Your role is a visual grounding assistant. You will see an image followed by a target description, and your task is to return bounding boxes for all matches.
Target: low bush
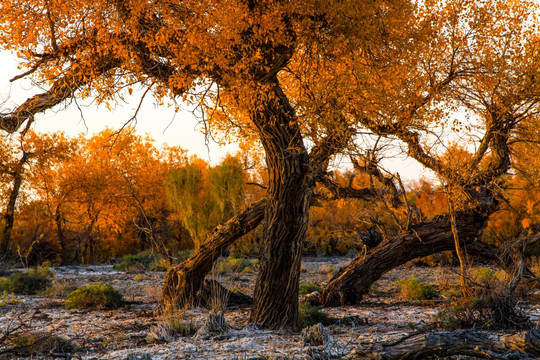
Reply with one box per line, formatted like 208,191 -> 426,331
8,332 -> 76,357
299,301 -> 334,328
44,279 -> 78,297
299,283 -> 321,295
113,251 -> 161,272
474,267 -> 504,284
435,293 -> 530,330
395,275 -> 438,301
65,282 -> 124,310
0,291 -> 23,306
0,264 -> 53,295
216,256 -> 258,274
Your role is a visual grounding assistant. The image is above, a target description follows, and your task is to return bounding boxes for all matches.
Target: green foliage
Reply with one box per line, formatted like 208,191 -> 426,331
299,283 -> 321,295
0,265 -> 53,295
299,302 -> 334,328
113,251 -> 165,272
395,275 -> 438,301
0,291 -> 23,306
474,267 -> 504,284
165,156 -> 244,247
65,282 -> 124,310
216,256 -> 258,274
170,319 -> 199,337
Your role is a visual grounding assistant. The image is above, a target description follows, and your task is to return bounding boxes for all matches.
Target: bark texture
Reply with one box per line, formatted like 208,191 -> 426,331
310,210 -> 489,307
249,81 -> 311,330
357,329 -> 540,359
160,199 -> 265,311
0,152 -> 28,258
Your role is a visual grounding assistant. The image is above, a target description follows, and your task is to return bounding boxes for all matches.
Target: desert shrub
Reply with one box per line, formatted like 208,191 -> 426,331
0,291 -> 23,306
413,251 -> 455,267
0,265 -> 53,295
474,267 -> 504,284
44,279 -> 78,297
113,251 -> 161,272
216,256 -> 258,274
395,275 -> 438,301
436,293 -> 530,330
170,319 -> 198,336
318,264 -> 337,274
65,282 -> 124,310
299,283 -> 321,295
7,331 -> 76,357
299,302 -> 334,328
148,258 -> 168,271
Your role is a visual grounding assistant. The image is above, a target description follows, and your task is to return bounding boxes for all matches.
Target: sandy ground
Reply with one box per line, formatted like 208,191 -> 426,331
1,256 -> 539,359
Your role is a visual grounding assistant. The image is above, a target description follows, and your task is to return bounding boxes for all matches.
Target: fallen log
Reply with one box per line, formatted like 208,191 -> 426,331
350,329 -> 540,359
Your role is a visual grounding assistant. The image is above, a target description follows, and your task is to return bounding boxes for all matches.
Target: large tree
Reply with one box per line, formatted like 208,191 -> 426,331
1,0 -> 539,329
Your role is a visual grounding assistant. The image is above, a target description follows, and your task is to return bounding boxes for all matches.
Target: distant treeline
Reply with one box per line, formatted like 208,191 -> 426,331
0,130 -> 538,265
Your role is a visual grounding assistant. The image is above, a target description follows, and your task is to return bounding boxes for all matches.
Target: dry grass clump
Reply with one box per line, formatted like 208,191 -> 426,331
146,310 -> 198,344
5,331 -> 77,357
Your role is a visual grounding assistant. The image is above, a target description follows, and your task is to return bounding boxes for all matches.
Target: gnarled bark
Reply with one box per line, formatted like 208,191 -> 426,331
160,199 -> 265,311
309,210 -> 490,307
249,81 -> 311,331
359,329 -> 540,359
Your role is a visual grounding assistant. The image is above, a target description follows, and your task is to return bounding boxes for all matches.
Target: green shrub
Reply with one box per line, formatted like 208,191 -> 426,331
0,291 -> 23,306
299,283 -> 321,295
65,282 -> 124,310
395,275 -> 438,301
0,265 -> 53,295
299,302 -> 334,328
113,251 -> 159,272
474,267 -> 504,284
217,256 -> 258,274
170,319 -> 198,336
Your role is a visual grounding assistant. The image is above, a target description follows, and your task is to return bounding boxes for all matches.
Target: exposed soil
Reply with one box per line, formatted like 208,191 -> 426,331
1,256 -> 539,359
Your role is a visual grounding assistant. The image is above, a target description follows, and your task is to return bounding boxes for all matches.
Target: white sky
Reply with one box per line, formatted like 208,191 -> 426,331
0,51 -> 431,182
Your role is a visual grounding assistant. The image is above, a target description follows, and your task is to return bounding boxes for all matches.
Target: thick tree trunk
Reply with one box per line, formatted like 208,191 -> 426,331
310,211 -> 489,307
0,152 -> 28,259
360,329 -> 540,359
160,199 -> 265,311
249,81 -> 311,331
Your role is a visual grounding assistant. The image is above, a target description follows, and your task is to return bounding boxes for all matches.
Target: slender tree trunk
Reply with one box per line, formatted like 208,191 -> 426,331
0,152 -> 28,259
310,210 -> 490,307
54,205 -> 68,265
248,81 -> 311,331
160,199 -> 265,311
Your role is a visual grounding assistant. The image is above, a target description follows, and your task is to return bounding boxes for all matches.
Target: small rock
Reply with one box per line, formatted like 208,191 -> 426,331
124,352 -> 152,360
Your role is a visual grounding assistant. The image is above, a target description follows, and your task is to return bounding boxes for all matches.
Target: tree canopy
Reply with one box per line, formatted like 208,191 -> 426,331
1,0 -> 540,330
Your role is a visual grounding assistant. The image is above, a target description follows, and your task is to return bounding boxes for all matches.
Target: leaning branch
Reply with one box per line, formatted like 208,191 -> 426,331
0,55 -> 121,133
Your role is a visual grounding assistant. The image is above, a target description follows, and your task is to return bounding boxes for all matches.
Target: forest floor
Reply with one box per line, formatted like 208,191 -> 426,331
1,256 -> 539,359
